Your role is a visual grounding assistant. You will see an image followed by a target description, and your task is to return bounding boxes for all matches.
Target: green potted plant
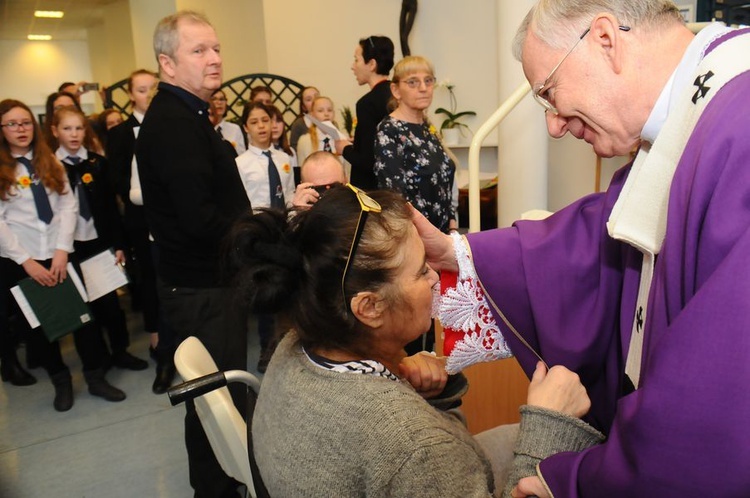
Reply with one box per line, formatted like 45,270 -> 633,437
435,81 -> 476,145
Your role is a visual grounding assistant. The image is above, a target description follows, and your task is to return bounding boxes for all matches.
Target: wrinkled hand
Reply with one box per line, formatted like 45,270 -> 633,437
399,352 -> 448,399
527,362 -> 590,418
114,250 -> 126,265
49,250 -> 68,283
512,476 -> 550,498
410,205 -> 457,272
334,138 -> 352,155
292,183 -> 320,208
21,259 -> 57,287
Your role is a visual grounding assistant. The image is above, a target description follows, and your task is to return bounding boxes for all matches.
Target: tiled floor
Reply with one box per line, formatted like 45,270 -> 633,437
0,296 -> 263,498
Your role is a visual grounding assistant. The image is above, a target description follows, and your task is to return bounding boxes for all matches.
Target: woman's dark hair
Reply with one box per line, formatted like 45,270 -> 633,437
240,101 -> 271,127
267,105 -> 293,156
359,35 -> 395,76
250,85 -> 273,103
226,187 -> 412,352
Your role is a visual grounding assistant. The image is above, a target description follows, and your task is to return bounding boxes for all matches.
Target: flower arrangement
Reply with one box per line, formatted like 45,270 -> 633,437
435,81 -> 476,136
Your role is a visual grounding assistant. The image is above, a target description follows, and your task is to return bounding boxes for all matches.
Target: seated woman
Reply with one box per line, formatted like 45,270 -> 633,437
226,186 -> 603,497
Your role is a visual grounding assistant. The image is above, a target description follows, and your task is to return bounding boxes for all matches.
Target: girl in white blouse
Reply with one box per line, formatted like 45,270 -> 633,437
0,99 -> 125,411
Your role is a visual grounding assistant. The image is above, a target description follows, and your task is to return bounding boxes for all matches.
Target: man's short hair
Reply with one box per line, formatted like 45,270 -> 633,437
301,151 -> 346,184
512,0 -> 683,60
153,10 -> 213,65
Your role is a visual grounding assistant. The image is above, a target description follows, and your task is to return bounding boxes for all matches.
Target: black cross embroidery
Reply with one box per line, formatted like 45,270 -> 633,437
692,71 -> 714,104
636,306 -> 644,333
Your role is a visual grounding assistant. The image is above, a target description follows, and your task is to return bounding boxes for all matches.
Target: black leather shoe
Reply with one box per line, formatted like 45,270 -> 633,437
152,361 -> 176,394
112,351 -> 149,371
1,355 -> 37,386
84,369 -> 126,402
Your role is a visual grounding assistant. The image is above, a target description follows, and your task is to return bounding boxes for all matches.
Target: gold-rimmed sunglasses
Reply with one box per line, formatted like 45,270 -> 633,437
341,183 -> 382,313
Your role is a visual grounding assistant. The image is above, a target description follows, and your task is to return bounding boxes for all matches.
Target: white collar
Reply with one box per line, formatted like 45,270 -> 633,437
640,22 -> 733,144
247,144 -> 273,157
56,147 -> 89,161
132,110 -> 145,124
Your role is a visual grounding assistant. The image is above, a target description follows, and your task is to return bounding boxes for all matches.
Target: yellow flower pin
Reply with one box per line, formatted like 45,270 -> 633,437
283,163 -> 291,174
428,124 -> 437,135
18,176 -> 32,188
81,173 -> 93,184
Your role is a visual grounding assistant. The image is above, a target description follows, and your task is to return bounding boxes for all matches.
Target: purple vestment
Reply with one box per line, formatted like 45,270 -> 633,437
468,32 -> 750,496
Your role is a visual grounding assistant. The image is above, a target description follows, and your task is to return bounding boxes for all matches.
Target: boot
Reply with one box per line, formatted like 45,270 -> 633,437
50,369 -> 73,412
152,354 -> 176,395
1,352 -> 37,386
84,368 -> 126,402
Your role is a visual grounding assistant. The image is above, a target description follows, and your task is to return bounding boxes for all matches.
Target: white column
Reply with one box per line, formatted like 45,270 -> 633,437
496,0 -> 549,227
129,0 -> 177,71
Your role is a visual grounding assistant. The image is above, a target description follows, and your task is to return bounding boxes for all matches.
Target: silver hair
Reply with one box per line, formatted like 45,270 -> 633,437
153,10 -> 213,65
512,0 -> 683,60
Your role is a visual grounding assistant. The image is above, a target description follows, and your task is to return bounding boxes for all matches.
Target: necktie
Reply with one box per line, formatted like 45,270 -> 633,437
66,156 -> 92,221
323,137 -> 332,152
216,126 -> 223,138
16,157 -> 53,224
263,151 -> 285,209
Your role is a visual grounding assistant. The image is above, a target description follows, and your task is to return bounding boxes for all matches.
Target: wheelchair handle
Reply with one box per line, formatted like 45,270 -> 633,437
167,372 -> 227,406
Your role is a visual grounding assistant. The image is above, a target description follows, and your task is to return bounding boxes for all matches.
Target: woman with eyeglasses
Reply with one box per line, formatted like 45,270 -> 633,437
374,55 -> 458,235
226,185 -> 598,497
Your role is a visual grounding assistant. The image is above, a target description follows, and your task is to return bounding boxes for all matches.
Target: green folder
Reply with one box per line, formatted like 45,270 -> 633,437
17,276 -> 94,342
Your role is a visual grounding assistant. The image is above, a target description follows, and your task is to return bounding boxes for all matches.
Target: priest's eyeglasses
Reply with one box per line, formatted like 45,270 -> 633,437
533,25 -> 630,115
341,183 -> 382,313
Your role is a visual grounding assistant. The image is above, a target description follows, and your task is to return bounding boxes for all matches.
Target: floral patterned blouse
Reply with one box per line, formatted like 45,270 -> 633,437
374,116 -> 456,233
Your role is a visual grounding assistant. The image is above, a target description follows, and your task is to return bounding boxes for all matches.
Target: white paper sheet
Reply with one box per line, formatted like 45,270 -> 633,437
79,250 -> 129,302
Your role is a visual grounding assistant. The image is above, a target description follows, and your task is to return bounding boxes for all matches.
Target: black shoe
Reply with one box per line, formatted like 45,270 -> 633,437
1,355 -> 37,386
152,361 -> 176,394
50,369 -> 73,412
112,351 -> 149,371
84,369 -> 126,402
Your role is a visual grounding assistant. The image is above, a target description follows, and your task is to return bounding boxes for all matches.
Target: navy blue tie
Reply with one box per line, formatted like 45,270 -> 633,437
66,156 -> 92,221
263,151 -> 285,209
17,157 -> 53,224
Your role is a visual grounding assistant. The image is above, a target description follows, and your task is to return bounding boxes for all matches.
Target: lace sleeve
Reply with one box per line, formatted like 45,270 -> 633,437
436,232 -> 513,374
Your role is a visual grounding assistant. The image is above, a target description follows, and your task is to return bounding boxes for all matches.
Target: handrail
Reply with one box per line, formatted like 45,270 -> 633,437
467,81 -> 531,233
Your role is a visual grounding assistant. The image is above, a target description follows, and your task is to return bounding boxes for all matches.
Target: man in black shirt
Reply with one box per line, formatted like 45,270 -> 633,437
135,11 -> 250,497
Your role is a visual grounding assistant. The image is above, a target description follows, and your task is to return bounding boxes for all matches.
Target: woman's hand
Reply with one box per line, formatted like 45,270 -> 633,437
410,205 -> 457,272
334,138 -> 352,155
527,361 -> 591,418
21,259 -> 57,287
399,352 -> 448,399
49,249 -> 68,283
511,476 -> 550,498
114,250 -> 127,266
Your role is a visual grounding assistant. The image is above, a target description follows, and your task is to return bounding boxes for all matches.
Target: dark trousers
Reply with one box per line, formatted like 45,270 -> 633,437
74,240 -> 131,355
0,257 -> 106,375
128,225 -> 160,332
157,279 -> 248,498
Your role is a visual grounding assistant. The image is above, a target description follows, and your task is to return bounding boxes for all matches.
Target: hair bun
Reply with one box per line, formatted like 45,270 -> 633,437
253,241 -> 302,271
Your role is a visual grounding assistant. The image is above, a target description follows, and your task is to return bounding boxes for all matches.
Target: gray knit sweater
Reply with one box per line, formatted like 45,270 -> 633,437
253,333 -> 495,497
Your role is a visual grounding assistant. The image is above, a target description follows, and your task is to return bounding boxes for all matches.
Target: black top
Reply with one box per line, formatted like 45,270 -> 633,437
135,82 -> 251,287
343,80 -> 392,190
64,151 -> 125,253
106,114 -> 149,232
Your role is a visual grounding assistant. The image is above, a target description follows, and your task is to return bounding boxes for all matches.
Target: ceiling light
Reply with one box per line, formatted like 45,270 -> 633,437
28,34 -> 53,41
34,10 -> 64,18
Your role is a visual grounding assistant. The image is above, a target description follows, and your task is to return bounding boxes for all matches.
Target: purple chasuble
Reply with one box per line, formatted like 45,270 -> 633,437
468,31 -> 750,496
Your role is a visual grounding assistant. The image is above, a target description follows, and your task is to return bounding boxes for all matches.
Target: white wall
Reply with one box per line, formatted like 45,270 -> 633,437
0,40 -> 94,115
263,0 -> 498,147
